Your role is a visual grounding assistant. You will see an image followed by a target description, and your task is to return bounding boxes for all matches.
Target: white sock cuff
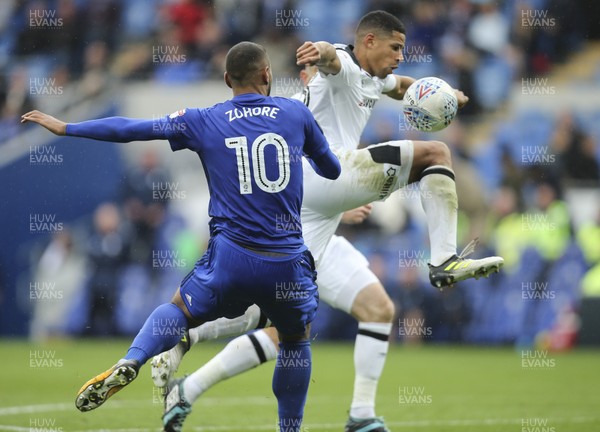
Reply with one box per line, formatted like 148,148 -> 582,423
248,329 -> 278,363
358,322 -> 393,338
188,304 -> 264,345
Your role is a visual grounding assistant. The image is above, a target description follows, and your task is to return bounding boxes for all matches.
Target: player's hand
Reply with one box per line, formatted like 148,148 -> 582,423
296,41 -> 321,66
454,89 -> 469,108
21,110 -> 67,135
341,204 -> 373,225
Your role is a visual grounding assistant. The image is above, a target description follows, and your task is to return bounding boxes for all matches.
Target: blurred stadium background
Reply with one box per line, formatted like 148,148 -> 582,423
1,0 -> 600,430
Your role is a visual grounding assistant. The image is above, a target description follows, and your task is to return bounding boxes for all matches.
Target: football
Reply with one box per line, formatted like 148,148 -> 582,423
403,77 -> 458,132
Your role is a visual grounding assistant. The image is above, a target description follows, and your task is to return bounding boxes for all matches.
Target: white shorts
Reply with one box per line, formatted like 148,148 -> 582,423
302,140 -> 414,262
316,235 -> 379,313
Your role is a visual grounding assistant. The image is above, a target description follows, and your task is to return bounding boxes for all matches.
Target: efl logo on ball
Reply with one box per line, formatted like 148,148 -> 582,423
403,77 -> 458,132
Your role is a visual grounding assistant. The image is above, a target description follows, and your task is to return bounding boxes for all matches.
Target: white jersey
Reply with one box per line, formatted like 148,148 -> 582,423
299,44 -> 396,151
298,44 -> 401,261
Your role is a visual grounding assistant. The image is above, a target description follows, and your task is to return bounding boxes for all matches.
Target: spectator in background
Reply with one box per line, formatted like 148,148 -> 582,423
0,66 -> 36,141
121,150 -> 170,267
526,180 -> 572,263
486,185 -> 527,272
164,0 -> 209,55
51,0 -> 84,74
406,1 -> 444,59
78,41 -> 111,98
81,0 -> 122,56
84,202 -> 129,336
577,208 -> 600,267
30,229 -> 87,341
550,113 -> 600,184
467,0 -> 514,111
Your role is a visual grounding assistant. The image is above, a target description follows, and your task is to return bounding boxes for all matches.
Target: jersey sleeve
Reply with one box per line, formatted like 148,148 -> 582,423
163,108 -> 197,152
321,46 -> 360,88
66,117 -> 166,142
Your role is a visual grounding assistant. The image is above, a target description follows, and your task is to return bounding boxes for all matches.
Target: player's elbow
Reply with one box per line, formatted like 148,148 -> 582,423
311,151 -> 341,180
323,155 -> 341,180
331,163 -> 341,179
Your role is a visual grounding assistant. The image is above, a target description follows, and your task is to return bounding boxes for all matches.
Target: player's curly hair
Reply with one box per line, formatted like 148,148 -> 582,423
226,42 -> 269,85
356,10 -> 405,38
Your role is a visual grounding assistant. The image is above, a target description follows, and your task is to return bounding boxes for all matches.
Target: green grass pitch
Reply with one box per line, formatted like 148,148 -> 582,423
0,339 -> 598,431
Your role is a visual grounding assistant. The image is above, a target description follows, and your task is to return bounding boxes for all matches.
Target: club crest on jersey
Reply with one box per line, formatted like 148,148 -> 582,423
169,109 -> 186,119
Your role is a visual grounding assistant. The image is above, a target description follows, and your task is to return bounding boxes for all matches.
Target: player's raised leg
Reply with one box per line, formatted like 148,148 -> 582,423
76,290 -> 197,412
407,140 -> 504,287
151,304 -> 269,388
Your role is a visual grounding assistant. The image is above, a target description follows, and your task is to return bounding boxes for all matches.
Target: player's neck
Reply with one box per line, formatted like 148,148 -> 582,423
353,48 -> 374,77
232,85 -> 269,97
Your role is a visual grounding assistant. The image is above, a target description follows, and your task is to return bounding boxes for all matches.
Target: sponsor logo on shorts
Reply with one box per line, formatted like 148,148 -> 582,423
379,166 -> 398,199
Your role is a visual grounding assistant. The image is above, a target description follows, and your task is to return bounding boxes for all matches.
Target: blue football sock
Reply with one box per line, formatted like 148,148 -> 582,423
272,340 -> 311,432
124,303 -> 188,366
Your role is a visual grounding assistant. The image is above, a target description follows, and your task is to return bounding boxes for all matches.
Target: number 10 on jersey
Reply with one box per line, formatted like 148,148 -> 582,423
226,133 -> 291,195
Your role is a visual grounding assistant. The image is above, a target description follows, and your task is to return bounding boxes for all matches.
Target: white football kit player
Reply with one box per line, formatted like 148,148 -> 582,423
300,44 -> 414,311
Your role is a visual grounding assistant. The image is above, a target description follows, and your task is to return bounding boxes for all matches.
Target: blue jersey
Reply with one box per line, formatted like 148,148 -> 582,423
163,93 -> 332,253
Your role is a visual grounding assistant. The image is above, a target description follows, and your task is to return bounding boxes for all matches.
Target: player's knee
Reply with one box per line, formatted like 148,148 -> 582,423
377,297 -> 395,323
354,293 -> 395,323
425,140 -> 452,168
279,323 -> 311,343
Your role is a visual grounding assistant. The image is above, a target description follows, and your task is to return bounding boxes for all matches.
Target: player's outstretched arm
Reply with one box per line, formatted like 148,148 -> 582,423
384,75 -> 469,107
383,75 -> 415,100
21,110 -> 67,135
296,41 -> 341,75
22,110 -> 169,143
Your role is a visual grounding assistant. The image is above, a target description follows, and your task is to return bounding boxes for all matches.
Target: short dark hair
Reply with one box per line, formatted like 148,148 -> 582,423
225,42 -> 269,84
356,10 -> 405,38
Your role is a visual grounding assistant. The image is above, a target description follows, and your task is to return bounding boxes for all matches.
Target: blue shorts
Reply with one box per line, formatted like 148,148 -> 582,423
179,234 -> 318,336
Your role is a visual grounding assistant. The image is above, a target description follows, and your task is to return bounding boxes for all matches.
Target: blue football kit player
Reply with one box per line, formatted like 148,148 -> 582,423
22,41 -> 340,432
